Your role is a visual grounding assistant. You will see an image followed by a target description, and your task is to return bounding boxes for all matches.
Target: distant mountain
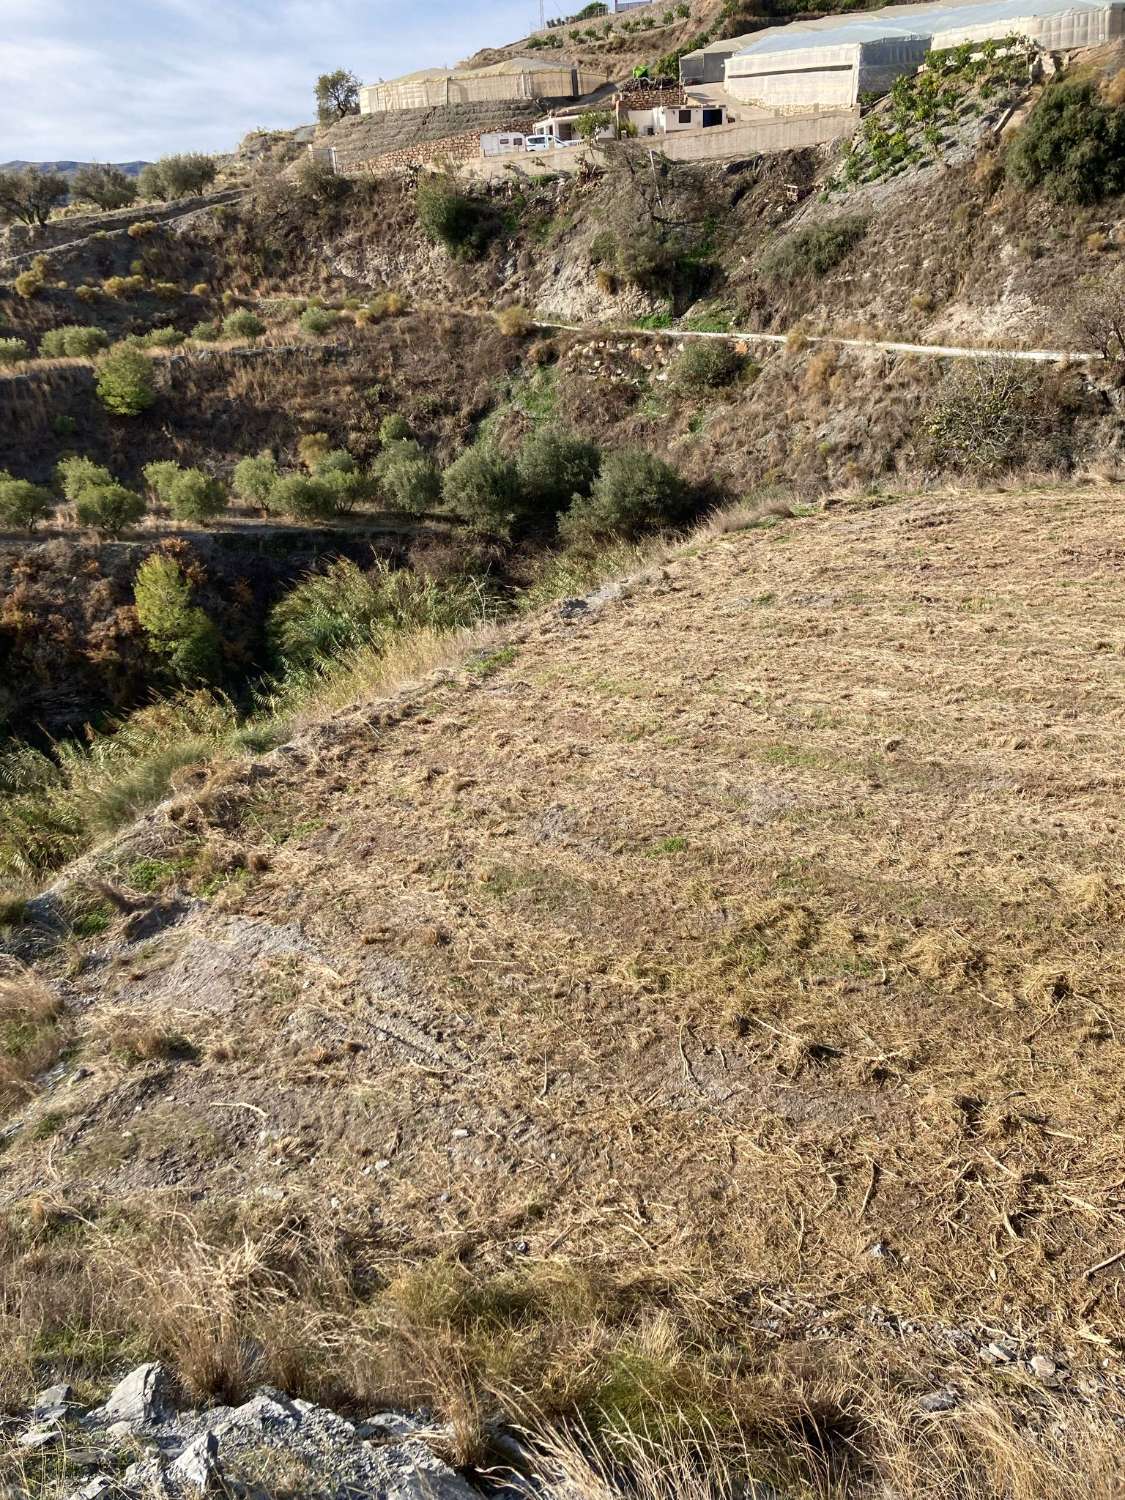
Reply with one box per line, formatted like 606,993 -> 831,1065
0,160 -> 150,178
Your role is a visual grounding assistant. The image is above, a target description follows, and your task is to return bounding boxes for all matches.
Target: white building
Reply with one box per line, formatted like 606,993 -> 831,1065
686,0 -> 1125,111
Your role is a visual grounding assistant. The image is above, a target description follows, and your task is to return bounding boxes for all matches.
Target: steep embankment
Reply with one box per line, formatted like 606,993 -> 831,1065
3,483 -> 1125,1493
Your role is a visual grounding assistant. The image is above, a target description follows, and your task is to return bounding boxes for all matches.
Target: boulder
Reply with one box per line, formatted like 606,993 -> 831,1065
169,1432 -> 224,1495
93,1362 -> 171,1427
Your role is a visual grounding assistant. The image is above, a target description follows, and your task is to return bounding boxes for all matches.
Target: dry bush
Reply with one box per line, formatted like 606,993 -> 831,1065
803,347 -> 838,396
1104,65 -> 1125,107
85,1005 -> 200,1066
0,968 -> 65,1112
496,305 -> 535,338
1069,273 -> 1125,365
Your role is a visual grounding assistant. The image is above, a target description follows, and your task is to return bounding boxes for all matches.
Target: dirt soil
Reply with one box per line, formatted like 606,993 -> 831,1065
5,483 -> 1125,1398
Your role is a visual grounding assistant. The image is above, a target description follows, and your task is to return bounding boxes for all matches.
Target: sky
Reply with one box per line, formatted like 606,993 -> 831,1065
0,0 -> 540,162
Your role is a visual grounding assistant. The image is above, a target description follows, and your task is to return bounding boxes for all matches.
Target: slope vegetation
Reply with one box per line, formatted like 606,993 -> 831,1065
3,482 -> 1125,1493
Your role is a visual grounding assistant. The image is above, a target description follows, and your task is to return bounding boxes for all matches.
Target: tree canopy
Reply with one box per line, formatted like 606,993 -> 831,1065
0,167 -> 69,226
315,69 -> 362,123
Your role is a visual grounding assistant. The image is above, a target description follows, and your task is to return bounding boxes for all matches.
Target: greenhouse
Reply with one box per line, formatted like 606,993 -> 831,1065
686,0 -> 1124,110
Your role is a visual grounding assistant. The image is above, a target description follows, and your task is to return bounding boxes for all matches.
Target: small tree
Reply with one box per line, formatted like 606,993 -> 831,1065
0,168 -> 69,226
220,309 -> 265,340
1070,274 -> 1125,365
76,484 -> 146,537
375,440 -> 441,514
136,154 -> 218,202
576,109 -> 613,142
39,325 -> 110,359
315,69 -> 362,123
96,346 -> 157,416
268,474 -> 340,521
134,554 -> 221,682
71,164 -> 138,211
0,477 -> 53,531
232,452 -> 279,506
167,468 -> 228,524
441,445 -> 523,535
57,456 -> 114,502
560,449 -> 690,542
674,339 -> 743,390
516,427 -> 601,518
416,176 -> 490,260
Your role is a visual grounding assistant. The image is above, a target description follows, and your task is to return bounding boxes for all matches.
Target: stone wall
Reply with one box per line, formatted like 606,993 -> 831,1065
317,100 -> 559,169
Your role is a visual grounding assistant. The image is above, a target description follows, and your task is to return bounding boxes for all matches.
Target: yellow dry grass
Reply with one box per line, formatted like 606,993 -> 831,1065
3,483 -> 1125,1493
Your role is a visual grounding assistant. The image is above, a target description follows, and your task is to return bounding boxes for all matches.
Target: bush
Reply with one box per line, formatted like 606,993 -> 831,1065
375,440 -> 442,514
267,474 -> 340,521
14,268 -> 45,299
152,282 -> 181,301
75,484 -> 146,536
674,339 -> 743,390
0,477 -> 53,531
416,176 -> 491,259
134,555 -> 221,682
269,558 -> 480,675
441,445 -> 522,534
1006,81 -> 1125,204
496,305 -> 534,337
142,460 -> 183,503
759,216 -> 869,283
137,154 -> 218,202
39,324 -> 110,359
139,326 -> 185,349
191,282 -> 210,297
560,448 -> 690,542
221,309 -> 265,341
75,285 -> 99,304
127,220 -> 159,239
167,468 -> 228,524
0,338 -> 29,366
379,413 -> 412,445
299,306 -> 339,336
190,320 -> 222,342
232,453 -> 279,506
96,346 -> 156,416
102,275 -> 145,298
314,454 -> 375,512
57,456 -> 114,502
924,360 -> 1077,473
516,427 -> 601,519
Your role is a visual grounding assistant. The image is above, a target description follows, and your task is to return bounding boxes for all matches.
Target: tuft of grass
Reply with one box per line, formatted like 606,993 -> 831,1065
0,969 -> 66,1114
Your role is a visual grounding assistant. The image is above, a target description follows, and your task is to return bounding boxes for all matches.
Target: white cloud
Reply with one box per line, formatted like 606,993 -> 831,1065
0,0 -> 536,160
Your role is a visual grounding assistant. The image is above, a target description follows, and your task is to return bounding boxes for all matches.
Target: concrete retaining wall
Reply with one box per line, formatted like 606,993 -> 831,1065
654,108 -> 859,160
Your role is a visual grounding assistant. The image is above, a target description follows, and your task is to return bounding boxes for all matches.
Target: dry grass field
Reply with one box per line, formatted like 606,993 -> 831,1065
3,483 -> 1125,1495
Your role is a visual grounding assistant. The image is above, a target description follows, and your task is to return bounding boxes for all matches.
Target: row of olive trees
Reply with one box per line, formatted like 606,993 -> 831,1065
0,154 -> 219,228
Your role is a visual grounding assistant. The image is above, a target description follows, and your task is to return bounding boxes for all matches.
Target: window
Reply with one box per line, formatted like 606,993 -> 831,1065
678,108 -> 693,124
702,108 -> 723,127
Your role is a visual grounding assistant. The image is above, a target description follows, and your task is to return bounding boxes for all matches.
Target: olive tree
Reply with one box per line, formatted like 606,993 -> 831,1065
0,167 -> 69,226
315,69 -> 362,123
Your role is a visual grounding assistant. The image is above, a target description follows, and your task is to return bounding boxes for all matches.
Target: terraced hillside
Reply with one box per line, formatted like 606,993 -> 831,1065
3,481 -> 1125,1495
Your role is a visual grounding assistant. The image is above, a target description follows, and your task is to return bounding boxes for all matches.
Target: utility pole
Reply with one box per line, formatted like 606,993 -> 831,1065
539,0 -> 545,29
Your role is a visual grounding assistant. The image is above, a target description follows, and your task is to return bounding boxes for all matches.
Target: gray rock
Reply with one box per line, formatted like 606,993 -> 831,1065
357,1412 -> 435,1443
18,1422 -> 63,1450
918,1388 -> 961,1414
94,1362 -> 171,1426
1030,1353 -> 1058,1380
169,1432 -> 223,1494
33,1382 -> 74,1420
66,1480 -> 115,1500
211,1392 -> 303,1438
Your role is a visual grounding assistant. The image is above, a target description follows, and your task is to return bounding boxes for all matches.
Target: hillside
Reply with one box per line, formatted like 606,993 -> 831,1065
3,482 -> 1125,1496
0,162 -> 149,178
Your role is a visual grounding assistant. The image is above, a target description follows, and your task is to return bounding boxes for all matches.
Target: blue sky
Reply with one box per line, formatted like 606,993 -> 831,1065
0,0 -> 538,161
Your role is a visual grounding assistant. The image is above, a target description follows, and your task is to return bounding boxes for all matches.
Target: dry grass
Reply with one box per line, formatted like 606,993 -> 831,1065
0,966 -> 66,1113
4,485 -> 1125,1490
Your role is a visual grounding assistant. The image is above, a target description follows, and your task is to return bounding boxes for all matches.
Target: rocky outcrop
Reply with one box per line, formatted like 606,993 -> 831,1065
10,1366 -> 484,1500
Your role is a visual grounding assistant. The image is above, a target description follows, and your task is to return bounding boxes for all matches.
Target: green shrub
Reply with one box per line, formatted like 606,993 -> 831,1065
142,460 -> 183,503
221,309 -> 265,341
0,338 -> 29,366
167,468 -> 228,523
314,449 -> 357,477
134,555 -> 221,682
441,445 -> 522,534
75,484 -> 146,536
416,176 -> 491,259
101,275 -> 145,298
319,465 -> 375,512
269,558 -> 480,675
232,452 -> 279,506
516,427 -> 601,519
127,219 -> 159,239
139,326 -> 186,349
137,154 -> 218,202
57,456 -> 114,502
39,325 -> 110,359
95,346 -> 157,416
0,477 -> 53,530
299,306 -> 339,335
267,474 -> 340,521
1005,81 -> 1125,204
674,339 -> 743,390
375,440 -> 442,514
561,449 -> 690,542
190,319 -> 222,342
759,216 -> 869,283
378,413 -> 412,445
